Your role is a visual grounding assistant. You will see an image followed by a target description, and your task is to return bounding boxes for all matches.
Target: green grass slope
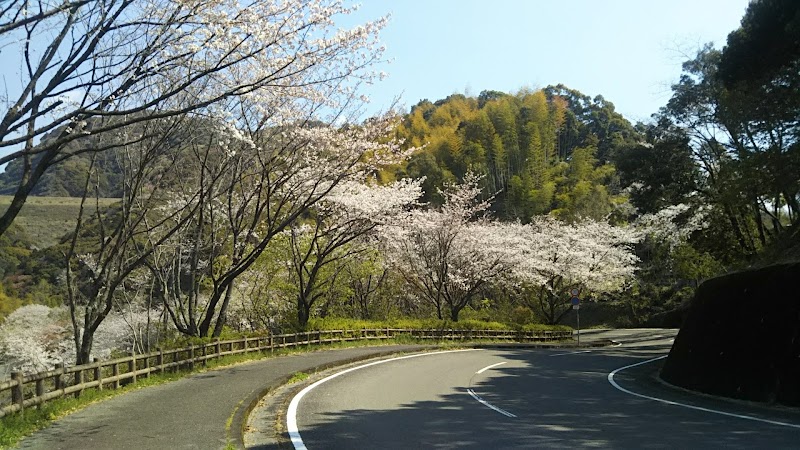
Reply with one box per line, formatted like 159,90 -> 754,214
0,196 -> 118,248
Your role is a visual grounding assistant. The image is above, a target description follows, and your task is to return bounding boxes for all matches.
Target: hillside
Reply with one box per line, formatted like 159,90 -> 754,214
389,85 -> 642,222
0,123 -> 125,198
0,196 -> 117,249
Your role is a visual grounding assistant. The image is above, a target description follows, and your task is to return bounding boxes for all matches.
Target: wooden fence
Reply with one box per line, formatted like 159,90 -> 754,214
0,327 -> 571,418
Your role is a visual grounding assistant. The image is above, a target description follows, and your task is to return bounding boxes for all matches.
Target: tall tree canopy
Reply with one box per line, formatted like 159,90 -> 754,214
392,86 -> 642,222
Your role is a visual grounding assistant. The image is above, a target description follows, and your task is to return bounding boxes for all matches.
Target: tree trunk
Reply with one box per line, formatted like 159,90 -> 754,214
211,283 -> 235,338
723,204 -> 753,255
77,333 -> 94,366
297,296 -> 311,329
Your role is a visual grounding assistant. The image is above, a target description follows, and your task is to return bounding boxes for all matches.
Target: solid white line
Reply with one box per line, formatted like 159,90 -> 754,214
549,350 -> 592,357
467,388 -> 517,418
608,355 -> 800,429
476,361 -> 507,374
287,349 -> 478,450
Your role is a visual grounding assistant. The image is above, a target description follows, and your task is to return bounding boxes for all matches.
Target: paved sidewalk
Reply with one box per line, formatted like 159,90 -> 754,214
15,345 -> 428,450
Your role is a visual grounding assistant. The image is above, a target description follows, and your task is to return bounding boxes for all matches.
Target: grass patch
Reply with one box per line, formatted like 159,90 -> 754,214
288,372 -> 310,384
305,317 -> 571,332
0,196 -> 118,248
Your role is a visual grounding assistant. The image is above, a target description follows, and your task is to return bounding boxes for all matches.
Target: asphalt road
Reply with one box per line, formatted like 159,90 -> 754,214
287,330 -> 800,449
14,345 -> 429,450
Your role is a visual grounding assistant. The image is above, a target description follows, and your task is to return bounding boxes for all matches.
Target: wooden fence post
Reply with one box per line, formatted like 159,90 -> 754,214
188,345 -> 195,371
129,352 -> 137,384
143,352 -> 151,377
113,363 -> 120,389
269,334 -> 273,353
54,363 -> 64,391
157,348 -> 164,375
94,358 -> 102,391
35,377 -> 44,409
214,339 -> 221,360
11,371 -> 23,412
75,368 -> 84,398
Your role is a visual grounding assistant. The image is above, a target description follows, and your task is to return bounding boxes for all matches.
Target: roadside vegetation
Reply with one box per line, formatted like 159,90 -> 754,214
0,322 -> 569,448
0,0 -> 796,427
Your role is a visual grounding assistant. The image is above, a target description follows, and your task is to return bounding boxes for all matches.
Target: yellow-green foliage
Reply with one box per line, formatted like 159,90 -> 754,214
394,87 -> 641,222
306,317 -> 569,332
0,288 -> 25,322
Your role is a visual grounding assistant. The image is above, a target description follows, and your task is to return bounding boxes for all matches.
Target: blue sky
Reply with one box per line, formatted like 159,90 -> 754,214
348,0 -> 751,123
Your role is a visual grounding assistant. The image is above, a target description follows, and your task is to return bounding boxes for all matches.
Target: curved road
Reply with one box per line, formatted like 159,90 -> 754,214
285,330 -> 800,449
15,345 -> 429,450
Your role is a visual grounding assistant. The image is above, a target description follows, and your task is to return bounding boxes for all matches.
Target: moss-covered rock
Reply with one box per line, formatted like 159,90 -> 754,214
660,263 -> 800,406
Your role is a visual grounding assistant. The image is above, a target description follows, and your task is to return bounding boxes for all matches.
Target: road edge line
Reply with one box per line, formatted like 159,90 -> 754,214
607,355 -> 800,429
286,349 -> 477,450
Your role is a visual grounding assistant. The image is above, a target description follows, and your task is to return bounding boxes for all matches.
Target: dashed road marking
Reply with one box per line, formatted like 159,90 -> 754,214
467,388 -> 517,418
476,361 -> 507,374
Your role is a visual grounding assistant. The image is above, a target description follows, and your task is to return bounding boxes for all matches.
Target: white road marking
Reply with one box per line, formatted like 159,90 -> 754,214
476,361 -> 507,374
608,355 -> 800,429
549,350 -> 592,357
287,349 -> 478,450
467,388 -> 517,418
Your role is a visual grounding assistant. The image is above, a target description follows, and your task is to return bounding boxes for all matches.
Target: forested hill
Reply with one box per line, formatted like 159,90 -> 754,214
0,151 -> 124,198
0,115 -> 218,199
388,85 -> 643,222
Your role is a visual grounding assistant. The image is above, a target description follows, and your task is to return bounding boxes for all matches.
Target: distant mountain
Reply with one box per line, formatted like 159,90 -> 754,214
0,150 -> 124,198
0,115 -> 217,198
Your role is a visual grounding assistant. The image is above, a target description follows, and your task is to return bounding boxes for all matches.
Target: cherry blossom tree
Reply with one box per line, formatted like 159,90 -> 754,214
0,304 -> 151,373
383,172 -> 641,324
0,305 -> 71,373
64,117 -> 203,365
285,178 -> 423,327
382,174 -> 517,321
45,0 -> 393,359
148,115 -> 414,336
635,203 -> 709,250
0,0 -> 388,237
512,217 -> 641,324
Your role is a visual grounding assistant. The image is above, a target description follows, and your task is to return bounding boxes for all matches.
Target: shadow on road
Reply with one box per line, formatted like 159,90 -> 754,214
286,335 -> 799,449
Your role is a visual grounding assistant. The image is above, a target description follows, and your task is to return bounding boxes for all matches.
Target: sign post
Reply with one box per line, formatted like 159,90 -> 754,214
570,289 -> 581,346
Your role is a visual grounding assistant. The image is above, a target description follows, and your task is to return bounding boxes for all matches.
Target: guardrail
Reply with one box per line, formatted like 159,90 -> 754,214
0,327 -> 571,418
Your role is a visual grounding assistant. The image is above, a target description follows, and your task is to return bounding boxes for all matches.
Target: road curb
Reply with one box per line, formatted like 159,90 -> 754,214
233,346 -> 436,448
470,338 -> 618,349
239,339 -> 621,447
